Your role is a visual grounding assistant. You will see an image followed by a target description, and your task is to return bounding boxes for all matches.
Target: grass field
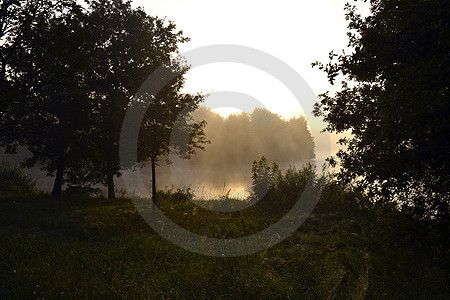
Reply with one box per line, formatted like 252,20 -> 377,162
0,193 -> 447,299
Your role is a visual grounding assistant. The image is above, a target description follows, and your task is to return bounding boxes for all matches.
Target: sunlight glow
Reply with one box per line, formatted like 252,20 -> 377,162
211,107 -> 243,118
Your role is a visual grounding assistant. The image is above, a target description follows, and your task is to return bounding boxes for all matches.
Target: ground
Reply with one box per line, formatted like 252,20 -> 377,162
0,194 -> 447,299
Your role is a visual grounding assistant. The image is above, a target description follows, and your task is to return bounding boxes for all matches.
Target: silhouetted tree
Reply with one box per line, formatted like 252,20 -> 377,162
0,0 -> 94,196
77,0 -> 190,198
1,0 -> 204,198
0,0 -> 71,139
313,0 -> 449,219
0,0 -> 56,111
136,66 -> 208,210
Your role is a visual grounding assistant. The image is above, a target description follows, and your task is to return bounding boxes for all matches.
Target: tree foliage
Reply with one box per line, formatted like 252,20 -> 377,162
71,0 -> 193,198
0,0 -> 94,195
136,66 -> 208,205
313,0 -> 449,219
0,0 -> 62,110
0,0 -> 206,197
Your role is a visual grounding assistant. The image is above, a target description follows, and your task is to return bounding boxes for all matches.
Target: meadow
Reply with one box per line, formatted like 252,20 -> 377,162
0,189 -> 447,299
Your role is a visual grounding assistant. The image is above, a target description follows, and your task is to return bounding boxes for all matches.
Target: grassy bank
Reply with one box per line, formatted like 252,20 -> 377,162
0,194 -> 447,299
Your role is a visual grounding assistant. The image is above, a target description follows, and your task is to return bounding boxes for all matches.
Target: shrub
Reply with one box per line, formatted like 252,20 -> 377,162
316,175 -> 362,214
158,187 -> 194,203
251,157 -> 317,213
0,161 -> 36,196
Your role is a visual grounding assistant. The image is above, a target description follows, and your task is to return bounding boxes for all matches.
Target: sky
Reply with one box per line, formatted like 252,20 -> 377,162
129,0 -> 371,169
131,0 -> 370,115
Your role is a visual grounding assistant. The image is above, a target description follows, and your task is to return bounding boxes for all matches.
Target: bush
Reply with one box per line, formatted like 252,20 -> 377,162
251,157 -> 317,213
158,187 -> 194,203
0,161 -> 36,196
316,176 -> 362,214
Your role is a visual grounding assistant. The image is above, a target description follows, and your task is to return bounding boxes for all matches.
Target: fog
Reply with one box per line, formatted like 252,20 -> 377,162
140,107 -> 315,197
1,108 -> 316,197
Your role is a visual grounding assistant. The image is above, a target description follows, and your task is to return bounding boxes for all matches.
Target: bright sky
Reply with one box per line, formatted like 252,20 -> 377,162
132,0 -> 370,114
131,0 -> 371,166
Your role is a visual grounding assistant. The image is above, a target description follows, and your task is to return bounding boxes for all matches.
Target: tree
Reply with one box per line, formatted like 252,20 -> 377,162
0,0 -> 53,110
137,65 -> 208,210
0,0 -> 63,134
0,0 -> 94,196
76,0 -> 190,198
313,0 -> 449,219
1,0 -> 201,198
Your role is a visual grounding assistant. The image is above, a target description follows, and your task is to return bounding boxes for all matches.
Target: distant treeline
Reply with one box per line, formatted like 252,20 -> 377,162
151,107 -> 315,194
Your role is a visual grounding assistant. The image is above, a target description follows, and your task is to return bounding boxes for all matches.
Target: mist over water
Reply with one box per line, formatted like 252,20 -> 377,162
141,107 -> 315,197
1,108 -> 316,198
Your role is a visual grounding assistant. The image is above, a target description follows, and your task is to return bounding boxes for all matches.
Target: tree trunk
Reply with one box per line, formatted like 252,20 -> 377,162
52,151 -> 64,196
106,158 -> 115,199
151,157 -> 157,213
